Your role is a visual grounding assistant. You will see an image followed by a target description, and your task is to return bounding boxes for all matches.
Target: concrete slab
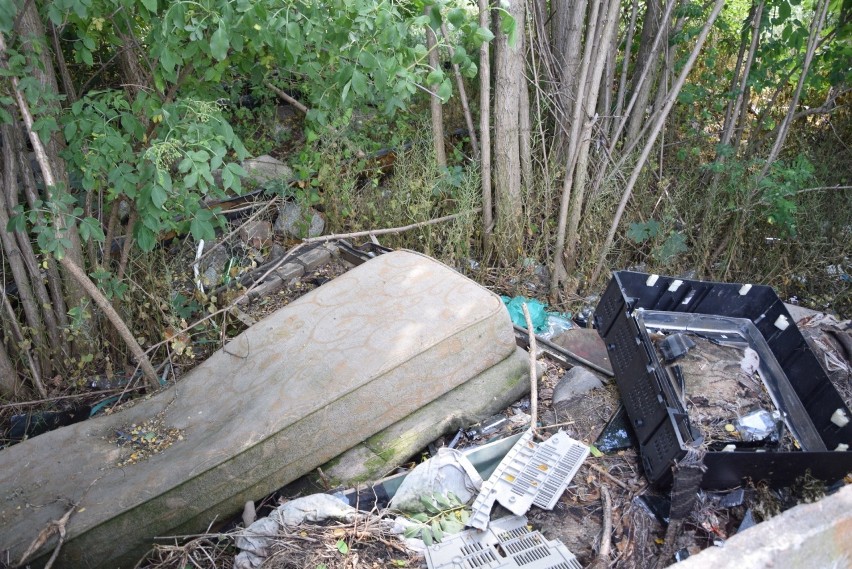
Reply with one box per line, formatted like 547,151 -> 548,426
0,251 -> 516,568
674,484 -> 852,568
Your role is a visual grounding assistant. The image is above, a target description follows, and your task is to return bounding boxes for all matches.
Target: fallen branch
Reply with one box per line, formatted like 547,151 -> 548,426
585,462 -> 631,491
302,209 -> 481,243
590,485 -> 613,569
265,82 -> 309,114
521,302 -> 539,433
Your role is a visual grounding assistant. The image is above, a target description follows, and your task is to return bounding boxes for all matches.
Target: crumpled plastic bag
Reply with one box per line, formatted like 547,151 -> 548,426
234,493 -> 358,569
501,296 -> 548,333
389,447 -> 482,514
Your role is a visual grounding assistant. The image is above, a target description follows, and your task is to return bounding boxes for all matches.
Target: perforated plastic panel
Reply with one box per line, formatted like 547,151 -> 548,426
468,430 -> 589,530
425,515 -> 582,569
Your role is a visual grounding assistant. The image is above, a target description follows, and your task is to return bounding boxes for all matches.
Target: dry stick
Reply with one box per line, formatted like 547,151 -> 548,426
440,22 -> 480,160
264,82 -> 309,114
590,485 -> 613,569
586,462 -> 631,491
302,209 -> 480,243
590,0 -> 725,286
0,36 -> 160,389
521,303 -> 538,432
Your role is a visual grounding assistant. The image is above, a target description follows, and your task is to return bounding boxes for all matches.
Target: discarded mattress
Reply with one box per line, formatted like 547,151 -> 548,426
0,250 -> 518,568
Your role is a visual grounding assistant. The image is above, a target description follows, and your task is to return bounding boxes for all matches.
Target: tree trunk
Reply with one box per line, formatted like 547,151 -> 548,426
493,0 -> 526,263
625,0 -> 662,145
562,0 -> 621,289
591,0 -> 726,286
613,0 -> 639,138
551,0 -> 603,294
519,79 -> 533,191
425,7 -> 447,169
0,328 -> 22,398
479,0 -> 493,247
552,0 -> 589,156
15,2 -> 90,324
441,23 -> 480,160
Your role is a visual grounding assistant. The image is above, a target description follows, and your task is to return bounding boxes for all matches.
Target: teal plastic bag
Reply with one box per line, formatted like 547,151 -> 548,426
501,296 -> 548,333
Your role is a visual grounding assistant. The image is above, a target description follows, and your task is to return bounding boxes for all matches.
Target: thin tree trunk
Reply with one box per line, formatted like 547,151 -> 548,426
441,23 -> 480,160
479,0 -> 493,247
563,0 -> 621,286
1,34 -> 160,390
0,325 -> 23,397
551,0 -> 602,294
759,0 -> 830,179
613,0 -> 639,138
590,0 -> 725,286
425,7 -> 447,169
519,78 -> 533,191
493,0 -> 526,262
15,2 -> 90,322
625,0 -> 662,145
598,5 -> 621,138
589,0 -> 676,202
2,289 -> 44,397
552,0 -> 589,156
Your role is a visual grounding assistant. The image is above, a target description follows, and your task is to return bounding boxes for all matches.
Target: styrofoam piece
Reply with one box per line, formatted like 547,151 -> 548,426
774,315 -> 790,330
467,430 -> 589,530
425,515 -> 582,569
831,409 -> 849,428
739,284 -> 752,296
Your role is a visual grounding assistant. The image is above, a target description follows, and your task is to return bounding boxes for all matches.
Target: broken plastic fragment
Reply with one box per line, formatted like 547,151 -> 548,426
774,314 -> 790,330
424,515 -> 582,569
657,333 -> 696,362
467,430 -> 588,530
831,408 -> 849,428
739,284 -> 752,296
834,443 -> 849,452
646,274 -> 659,286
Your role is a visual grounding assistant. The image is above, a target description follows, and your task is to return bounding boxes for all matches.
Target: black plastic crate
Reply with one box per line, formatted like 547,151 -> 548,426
596,271 -> 852,488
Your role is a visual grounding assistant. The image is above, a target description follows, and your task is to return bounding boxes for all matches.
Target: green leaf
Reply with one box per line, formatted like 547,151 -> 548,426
474,26 -> 494,44
190,216 -> 215,242
437,79 -> 452,102
433,493 -> 451,509
80,217 -> 105,243
64,121 -> 77,142
335,539 -> 349,554
425,68 -> 444,86
151,184 -> 168,208
626,220 -> 660,243
141,0 -> 157,13
447,8 -> 466,28
419,496 -> 440,514
410,513 -> 429,523
403,526 -> 420,539
430,520 -> 443,542
421,528 -> 433,547
351,70 -> 368,96
210,22 -> 230,61
136,225 -> 157,252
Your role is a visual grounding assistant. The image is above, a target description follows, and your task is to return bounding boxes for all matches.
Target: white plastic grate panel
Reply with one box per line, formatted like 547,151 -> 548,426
467,430 -> 589,530
424,516 -> 583,569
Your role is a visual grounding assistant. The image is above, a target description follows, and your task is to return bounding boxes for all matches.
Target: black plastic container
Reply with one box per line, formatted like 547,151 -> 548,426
595,271 -> 852,488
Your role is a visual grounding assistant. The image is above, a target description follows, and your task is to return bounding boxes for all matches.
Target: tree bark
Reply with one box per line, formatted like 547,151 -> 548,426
613,0 -> 639,138
552,0 -> 589,156
15,2 -> 90,323
479,0 -> 493,247
493,0 -> 526,262
0,326 -> 23,397
562,0 -> 621,292
425,7 -> 447,169
625,0 -> 662,145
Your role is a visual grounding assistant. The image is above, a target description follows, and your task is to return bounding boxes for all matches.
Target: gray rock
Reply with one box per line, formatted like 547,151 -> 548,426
238,220 -> 272,249
552,367 -> 604,409
241,154 -> 293,185
200,245 -> 231,288
273,201 -> 325,238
